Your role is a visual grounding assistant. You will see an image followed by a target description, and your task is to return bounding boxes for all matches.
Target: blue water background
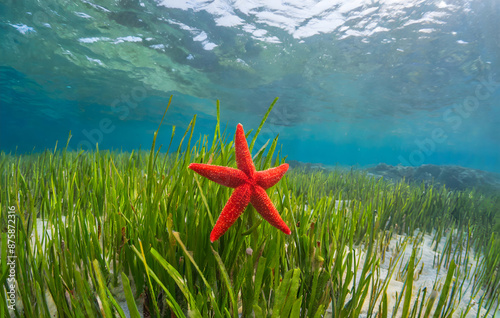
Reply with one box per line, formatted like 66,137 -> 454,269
1,0 -> 499,172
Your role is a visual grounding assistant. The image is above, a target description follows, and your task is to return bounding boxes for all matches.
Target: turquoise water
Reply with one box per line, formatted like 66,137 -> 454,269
1,0 -> 499,172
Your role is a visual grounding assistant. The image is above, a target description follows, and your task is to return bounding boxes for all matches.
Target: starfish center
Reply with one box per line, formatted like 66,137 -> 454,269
246,177 -> 257,187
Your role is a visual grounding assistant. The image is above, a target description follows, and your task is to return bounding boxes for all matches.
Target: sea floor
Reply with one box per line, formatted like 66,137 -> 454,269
32,217 -> 499,318
334,231 -> 498,318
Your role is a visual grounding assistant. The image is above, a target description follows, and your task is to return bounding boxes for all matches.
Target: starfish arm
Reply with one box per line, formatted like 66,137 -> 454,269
235,124 -> 256,178
189,163 -> 248,188
250,186 -> 291,235
255,163 -> 289,189
210,184 -> 252,242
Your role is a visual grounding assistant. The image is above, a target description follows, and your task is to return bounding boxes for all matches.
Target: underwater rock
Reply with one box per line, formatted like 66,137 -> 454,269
367,163 -> 500,192
289,160 -> 500,192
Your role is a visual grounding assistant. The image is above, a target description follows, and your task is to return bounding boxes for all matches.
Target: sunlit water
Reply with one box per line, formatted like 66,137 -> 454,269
1,0 -> 499,172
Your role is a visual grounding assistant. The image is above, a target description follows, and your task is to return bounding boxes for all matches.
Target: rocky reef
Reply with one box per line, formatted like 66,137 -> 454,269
288,160 -> 500,192
366,163 -> 500,192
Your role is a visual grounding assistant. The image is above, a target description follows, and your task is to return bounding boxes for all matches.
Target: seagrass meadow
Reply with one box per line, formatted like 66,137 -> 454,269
1,99 -> 500,317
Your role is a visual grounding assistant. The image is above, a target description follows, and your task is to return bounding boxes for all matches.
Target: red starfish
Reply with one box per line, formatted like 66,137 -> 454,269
189,123 -> 291,242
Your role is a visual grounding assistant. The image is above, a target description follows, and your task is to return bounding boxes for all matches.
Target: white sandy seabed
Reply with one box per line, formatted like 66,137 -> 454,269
30,217 -> 500,318
324,230 -> 500,318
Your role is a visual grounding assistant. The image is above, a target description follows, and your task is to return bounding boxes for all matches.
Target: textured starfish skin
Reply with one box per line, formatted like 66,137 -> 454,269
189,123 -> 291,242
